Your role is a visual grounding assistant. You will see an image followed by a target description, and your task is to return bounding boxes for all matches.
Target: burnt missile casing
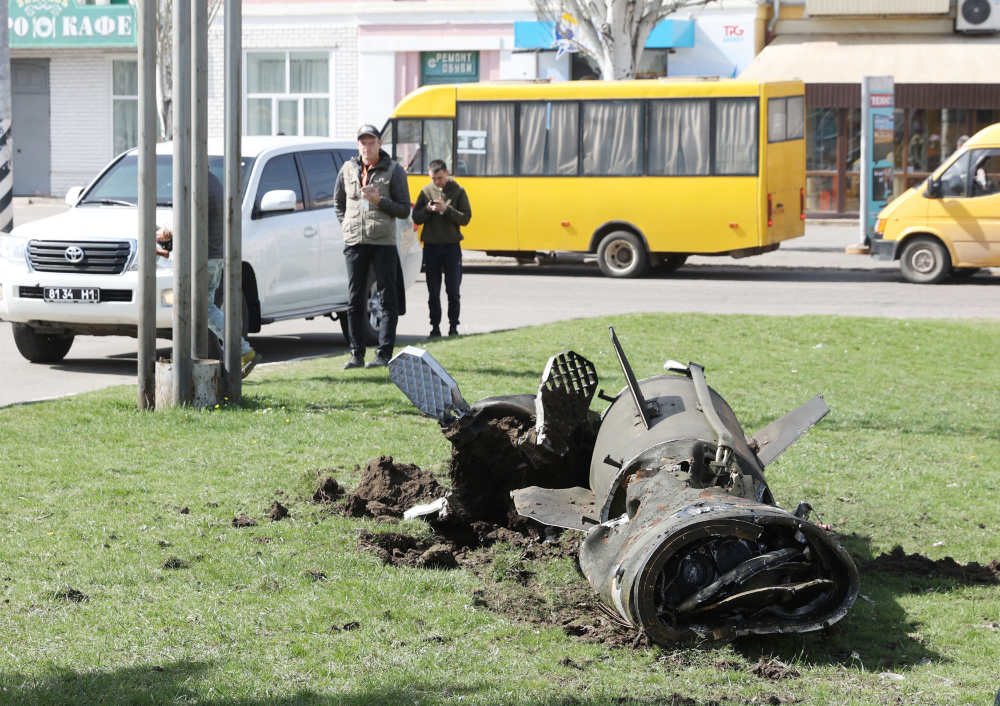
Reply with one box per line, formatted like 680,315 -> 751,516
578,371 -> 859,642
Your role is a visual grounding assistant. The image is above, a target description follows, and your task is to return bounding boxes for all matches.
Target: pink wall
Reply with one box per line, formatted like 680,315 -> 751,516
394,52 -> 422,106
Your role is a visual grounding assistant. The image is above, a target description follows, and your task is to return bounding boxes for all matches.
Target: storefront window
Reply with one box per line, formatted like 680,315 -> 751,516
112,59 -> 137,156
246,51 -> 331,136
806,109 -> 837,171
805,174 -> 835,212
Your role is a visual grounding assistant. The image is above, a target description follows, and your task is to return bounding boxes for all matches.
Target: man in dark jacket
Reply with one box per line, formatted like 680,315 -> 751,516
333,124 -> 411,368
411,159 -> 471,337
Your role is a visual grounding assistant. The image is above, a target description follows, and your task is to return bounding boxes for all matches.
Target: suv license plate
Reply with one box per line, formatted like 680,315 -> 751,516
43,287 -> 101,303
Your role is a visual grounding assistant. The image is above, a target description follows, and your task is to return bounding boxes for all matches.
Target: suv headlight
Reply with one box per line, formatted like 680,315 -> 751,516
0,233 -> 29,264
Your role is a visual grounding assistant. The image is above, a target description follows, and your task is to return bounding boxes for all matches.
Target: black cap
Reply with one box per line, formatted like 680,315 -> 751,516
357,124 -> 381,139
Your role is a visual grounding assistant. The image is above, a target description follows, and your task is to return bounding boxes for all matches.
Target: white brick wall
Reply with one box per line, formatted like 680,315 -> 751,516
207,20 -> 359,143
49,51 -> 124,196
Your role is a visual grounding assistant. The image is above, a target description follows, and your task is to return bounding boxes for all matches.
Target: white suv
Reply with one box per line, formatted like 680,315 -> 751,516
0,137 -> 421,362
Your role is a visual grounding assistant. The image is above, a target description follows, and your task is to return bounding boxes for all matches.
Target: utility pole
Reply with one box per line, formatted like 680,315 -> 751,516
137,0 -> 157,409
0,0 -> 12,234
172,0 -> 193,404
191,0 -> 209,360
223,0 -> 243,403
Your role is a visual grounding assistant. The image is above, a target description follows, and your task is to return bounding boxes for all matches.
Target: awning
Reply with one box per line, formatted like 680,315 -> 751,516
514,19 -> 694,50
740,34 -> 1000,84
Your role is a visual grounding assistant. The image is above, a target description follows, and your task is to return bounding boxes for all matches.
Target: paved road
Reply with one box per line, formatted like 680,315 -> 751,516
2,198 -> 997,407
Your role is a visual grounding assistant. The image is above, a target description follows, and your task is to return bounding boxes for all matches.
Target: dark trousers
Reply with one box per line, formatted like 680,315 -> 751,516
424,242 -> 462,329
344,243 -> 400,359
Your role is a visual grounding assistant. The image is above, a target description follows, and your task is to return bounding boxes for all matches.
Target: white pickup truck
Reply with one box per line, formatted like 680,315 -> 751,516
0,137 -> 422,362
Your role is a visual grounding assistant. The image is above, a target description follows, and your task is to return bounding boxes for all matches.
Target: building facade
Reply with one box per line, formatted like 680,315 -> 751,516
742,0 -> 1000,217
14,0 -> 768,197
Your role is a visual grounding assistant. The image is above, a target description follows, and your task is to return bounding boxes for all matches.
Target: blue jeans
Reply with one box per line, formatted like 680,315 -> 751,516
423,242 -> 462,329
207,258 -> 251,356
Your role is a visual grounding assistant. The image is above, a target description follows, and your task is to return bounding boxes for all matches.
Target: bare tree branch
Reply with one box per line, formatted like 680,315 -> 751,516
531,0 -> 715,80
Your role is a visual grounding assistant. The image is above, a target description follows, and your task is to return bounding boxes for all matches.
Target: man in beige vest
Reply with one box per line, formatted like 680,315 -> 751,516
333,124 -> 411,368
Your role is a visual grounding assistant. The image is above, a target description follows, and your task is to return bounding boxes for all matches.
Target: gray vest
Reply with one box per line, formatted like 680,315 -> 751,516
341,158 -> 399,247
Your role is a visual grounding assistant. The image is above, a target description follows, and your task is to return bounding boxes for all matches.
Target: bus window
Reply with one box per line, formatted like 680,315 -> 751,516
715,99 -> 758,175
648,100 -> 709,176
423,119 -> 454,173
396,118 -> 423,174
582,101 -> 643,176
456,102 -> 515,176
768,96 -> 804,143
519,102 -> 579,176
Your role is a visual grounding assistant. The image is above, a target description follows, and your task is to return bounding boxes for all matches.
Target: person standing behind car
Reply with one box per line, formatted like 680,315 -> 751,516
334,124 -> 411,369
156,170 -> 260,378
411,160 -> 471,337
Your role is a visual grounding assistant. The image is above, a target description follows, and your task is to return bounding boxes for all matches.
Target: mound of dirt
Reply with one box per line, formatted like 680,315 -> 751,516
863,545 -> 1000,584
268,501 -> 289,521
442,407 -> 595,529
344,456 -> 446,519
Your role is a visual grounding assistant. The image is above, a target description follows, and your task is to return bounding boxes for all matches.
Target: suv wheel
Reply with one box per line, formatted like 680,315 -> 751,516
11,323 -> 75,363
338,276 -> 381,346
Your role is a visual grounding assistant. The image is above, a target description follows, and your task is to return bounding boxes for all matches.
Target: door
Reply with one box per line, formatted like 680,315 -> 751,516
296,148 -> 349,305
248,153 -> 318,314
954,149 -> 1000,266
12,59 -> 51,196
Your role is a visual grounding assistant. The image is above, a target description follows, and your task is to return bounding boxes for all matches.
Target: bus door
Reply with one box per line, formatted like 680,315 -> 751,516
764,95 -> 807,243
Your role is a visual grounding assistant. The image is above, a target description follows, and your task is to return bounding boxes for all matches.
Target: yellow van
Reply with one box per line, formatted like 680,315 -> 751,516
872,123 -> 1000,283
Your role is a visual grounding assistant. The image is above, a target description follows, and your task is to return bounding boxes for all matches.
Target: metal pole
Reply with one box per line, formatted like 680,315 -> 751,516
223,0 -> 243,403
190,0 -> 209,359
172,0 -> 192,404
0,0 -> 13,235
137,0 -> 157,410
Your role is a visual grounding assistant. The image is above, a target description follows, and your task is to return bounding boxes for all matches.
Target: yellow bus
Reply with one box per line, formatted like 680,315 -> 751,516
381,79 -> 805,277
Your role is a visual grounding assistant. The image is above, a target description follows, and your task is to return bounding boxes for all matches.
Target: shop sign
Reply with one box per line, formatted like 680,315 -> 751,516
9,0 -> 136,48
421,52 -> 479,85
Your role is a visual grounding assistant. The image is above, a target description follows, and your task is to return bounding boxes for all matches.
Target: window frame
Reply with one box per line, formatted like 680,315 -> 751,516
244,50 -> 334,138
110,57 -> 138,158
767,96 -> 805,144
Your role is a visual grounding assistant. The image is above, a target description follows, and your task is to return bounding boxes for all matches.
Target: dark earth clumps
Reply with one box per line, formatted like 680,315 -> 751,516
312,474 -> 344,503
863,545 -> 1000,584
161,556 -> 188,570
53,586 -> 88,602
343,456 -> 446,519
268,501 -> 289,521
231,514 -> 257,528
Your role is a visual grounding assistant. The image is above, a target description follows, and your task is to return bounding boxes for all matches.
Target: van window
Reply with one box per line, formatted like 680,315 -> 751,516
253,153 -> 304,218
715,99 -> 758,175
939,152 -> 969,198
648,100 -> 710,176
971,150 -> 1000,197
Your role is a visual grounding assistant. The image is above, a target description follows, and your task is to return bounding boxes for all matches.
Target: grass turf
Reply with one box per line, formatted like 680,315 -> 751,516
0,312 -> 998,705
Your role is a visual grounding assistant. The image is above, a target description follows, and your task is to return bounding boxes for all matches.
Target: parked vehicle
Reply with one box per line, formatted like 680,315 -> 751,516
872,122 -> 1000,283
383,78 -> 806,278
0,137 -> 422,362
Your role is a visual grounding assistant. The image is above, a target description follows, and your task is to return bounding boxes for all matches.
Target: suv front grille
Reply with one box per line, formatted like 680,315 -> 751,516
28,240 -> 131,275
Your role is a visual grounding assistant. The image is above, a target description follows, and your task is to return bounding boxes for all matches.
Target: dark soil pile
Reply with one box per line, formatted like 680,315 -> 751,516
442,406 -> 596,529
268,501 -> 289,521
312,475 -> 344,503
343,456 -> 446,519
863,545 -> 1000,584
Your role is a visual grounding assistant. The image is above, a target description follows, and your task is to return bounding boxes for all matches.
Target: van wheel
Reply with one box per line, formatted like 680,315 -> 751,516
655,254 -> 688,274
900,237 -> 951,284
597,230 -> 649,278
338,276 -> 380,346
11,323 -> 75,363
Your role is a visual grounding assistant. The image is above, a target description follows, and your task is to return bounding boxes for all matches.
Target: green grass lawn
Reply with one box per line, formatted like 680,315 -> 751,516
0,313 -> 998,705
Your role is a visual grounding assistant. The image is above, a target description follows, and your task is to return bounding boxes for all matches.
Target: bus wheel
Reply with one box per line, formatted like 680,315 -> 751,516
900,237 -> 950,284
655,254 -> 688,274
597,231 -> 649,278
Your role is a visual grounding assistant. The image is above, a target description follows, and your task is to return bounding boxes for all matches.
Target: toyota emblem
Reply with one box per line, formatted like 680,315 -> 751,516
64,246 -> 85,264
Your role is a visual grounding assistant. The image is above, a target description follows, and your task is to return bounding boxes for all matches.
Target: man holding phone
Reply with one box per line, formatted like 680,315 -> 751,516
411,159 -> 471,337
333,124 -> 411,369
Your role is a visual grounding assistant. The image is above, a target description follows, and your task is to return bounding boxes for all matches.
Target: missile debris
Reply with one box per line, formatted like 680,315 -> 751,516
389,329 -> 859,644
